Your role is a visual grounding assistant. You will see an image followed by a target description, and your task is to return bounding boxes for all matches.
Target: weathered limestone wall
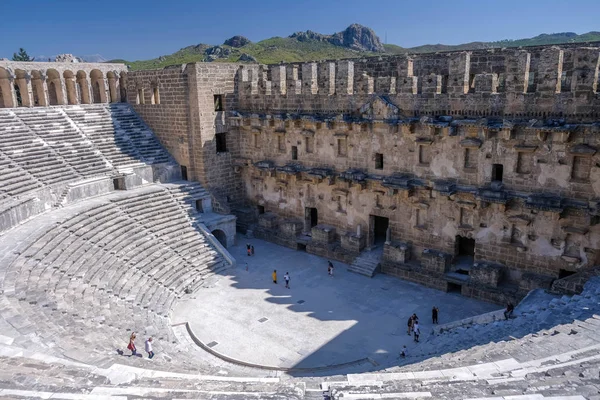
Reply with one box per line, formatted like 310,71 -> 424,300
127,67 -> 191,168
127,63 -> 245,212
237,45 -> 600,120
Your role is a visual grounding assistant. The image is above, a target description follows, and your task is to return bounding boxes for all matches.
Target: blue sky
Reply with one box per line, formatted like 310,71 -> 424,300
1,0 -> 599,61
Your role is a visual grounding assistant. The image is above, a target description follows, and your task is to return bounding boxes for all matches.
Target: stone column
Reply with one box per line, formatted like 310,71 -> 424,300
385,226 -> 391,244
356,224 -> 361,238
22,73 -> 33,107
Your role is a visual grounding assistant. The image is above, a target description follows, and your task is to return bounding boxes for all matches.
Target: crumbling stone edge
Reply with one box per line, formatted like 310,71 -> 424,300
184,322 -> 369,372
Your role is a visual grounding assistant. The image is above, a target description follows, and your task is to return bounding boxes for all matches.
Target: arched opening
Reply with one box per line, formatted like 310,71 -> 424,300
119,72 -> 127,102
76,71 -> 90,104
90,69 -> 106,103
30,70 -> 47,107
107,71 -> 118,103
14,70 -> 30,107
211,229 -> 228,248
0,67 -> 15,108
63,71 -> 77,105
46,69 -> 63,106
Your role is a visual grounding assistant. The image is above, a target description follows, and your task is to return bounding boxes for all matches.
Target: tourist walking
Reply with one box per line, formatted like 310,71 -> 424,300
504,302 -> 514,320
413,322 -> 420,343
328,261 -> 334,277
284,272 -> 290,289
245,262 -> 249,271
127,332 -> 137,356
407,315 -> 413,335
272,270 -> 277,284
246,243 -> 251,257
145,337 -> 154,359
432,306 -> 439,324
251,245 -> 255,256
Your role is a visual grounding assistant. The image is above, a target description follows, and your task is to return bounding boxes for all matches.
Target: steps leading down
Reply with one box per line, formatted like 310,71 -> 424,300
348,246 -> 384,277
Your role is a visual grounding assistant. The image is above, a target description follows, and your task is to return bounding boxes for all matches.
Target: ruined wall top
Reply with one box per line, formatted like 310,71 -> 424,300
236,44 -> 600,120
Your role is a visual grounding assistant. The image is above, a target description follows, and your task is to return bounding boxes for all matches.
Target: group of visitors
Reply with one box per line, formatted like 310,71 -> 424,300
404,306 -> 440,351
407,313 -> 421,342
272,270 -> 292,288
127,332 -> 154,359
246,243 -> 255,256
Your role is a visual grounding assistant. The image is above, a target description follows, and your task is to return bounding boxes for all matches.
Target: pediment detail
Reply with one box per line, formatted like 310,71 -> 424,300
359,95 -> 400,121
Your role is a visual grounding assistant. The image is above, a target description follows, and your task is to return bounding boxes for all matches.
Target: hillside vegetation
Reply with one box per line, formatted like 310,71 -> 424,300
112,26 -> 600,71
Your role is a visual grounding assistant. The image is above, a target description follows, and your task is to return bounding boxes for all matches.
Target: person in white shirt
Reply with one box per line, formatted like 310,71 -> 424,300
400,345 -> 408,357
145,337 -> 154,359
284,272 -> 290,289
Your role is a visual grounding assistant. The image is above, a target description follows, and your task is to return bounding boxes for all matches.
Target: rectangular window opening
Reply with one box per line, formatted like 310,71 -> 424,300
214,95 -> 223,111
291,146 -> 298,160
151,87 -> 160,104
572,156 -> 591,181
216,132 -> 227,153
305,137 -> 313,153
375,153 -> 384,170
181,165 -> 188,181
492,164 -> 503,182
278,135 -> 285,152
418,145 -> 431,165
337,138 -> 347,157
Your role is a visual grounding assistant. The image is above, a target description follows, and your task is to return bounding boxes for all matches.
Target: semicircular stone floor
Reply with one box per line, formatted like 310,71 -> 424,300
172,234 -> 498,370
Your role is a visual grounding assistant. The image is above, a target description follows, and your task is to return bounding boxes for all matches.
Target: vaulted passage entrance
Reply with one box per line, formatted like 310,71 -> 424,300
371,215 -> 389,246
212,229 -> 227,248
305,207 -> 318,232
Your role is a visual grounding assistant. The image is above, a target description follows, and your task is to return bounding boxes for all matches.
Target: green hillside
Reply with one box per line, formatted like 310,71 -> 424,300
112,30 -> 600,71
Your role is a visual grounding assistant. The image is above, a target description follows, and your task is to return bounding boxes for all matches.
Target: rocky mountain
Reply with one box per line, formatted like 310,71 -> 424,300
224,35 -> 251,48
290,24 -> 385,52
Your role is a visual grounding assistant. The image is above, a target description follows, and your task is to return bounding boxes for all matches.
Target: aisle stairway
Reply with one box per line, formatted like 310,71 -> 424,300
348,246 -> 383,277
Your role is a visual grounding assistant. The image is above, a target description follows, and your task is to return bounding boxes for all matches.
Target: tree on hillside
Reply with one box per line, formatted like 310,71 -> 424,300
12,48 -> 34,61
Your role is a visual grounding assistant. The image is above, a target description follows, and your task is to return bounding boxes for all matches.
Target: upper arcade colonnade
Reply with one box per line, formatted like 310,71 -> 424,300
0,61 -> 128,108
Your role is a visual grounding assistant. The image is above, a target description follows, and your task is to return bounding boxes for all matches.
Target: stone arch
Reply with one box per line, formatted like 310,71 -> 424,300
14,69 -> 31,107
119,72 -> 127,102
76,70 -> 91,104
63,70 -> 78,105
211,229 -> 228,248
30,70 -> 47,107
90,69 -> 106,103
106,71 -> 118,103
46,69 -> 64,106
0,67 -> 14,108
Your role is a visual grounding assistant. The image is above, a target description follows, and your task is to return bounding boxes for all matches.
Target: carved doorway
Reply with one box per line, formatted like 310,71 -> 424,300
370,215 -> 389,246
305,207 -> 318,234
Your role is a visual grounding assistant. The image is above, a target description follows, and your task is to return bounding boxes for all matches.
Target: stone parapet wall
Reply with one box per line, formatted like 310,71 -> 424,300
237,45 -> 600,121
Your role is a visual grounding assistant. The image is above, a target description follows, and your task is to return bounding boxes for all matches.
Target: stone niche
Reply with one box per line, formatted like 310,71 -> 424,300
311,224 -> 336,244
520,272 -> 555,292
258,212 -> 279,229
383,241 -> 412,264
470,261 -> 505,287
280,219 -> 303,237
341,231 -> 366,254
421,248 -> 452,274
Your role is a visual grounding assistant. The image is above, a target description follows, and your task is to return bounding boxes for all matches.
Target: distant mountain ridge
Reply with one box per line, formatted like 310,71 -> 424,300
102,25 -> 600,70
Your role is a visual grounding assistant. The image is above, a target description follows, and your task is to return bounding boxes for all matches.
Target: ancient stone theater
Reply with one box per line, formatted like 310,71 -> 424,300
0,44 -> 600,399
128,44 -> 600,304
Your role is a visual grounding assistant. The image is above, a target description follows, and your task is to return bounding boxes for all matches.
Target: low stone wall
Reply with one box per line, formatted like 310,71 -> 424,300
432,308 -> 505,335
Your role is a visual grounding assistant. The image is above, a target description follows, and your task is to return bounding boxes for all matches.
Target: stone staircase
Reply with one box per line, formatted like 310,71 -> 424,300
348,246 -> 384,277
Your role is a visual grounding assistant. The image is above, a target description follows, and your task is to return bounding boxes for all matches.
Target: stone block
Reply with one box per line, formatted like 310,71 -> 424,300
470,261 -> 505,287
280,219 -> 302,237
383,241 -> 411,264
311,224 -> 336,244
258,212 -> 278,229
340,232 -> 365,254
421,248 -> 452,274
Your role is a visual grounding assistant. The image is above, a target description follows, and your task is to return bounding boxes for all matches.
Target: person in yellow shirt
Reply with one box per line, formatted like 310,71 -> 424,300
272,270 -> 277,284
